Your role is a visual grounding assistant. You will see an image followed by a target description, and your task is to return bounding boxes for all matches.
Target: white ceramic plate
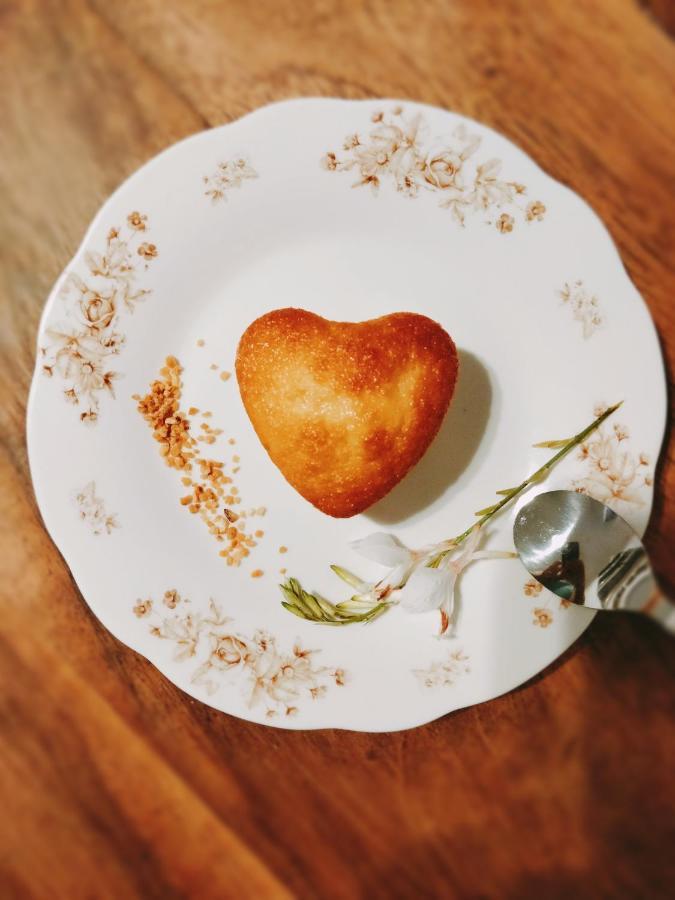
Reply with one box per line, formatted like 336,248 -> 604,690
27,99 -> 666,731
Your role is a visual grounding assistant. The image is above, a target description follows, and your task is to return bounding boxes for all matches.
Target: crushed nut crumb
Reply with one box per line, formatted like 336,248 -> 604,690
134,356 -> 265,567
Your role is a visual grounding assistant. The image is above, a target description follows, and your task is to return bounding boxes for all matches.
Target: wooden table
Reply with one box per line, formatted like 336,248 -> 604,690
1,2 -> 674,897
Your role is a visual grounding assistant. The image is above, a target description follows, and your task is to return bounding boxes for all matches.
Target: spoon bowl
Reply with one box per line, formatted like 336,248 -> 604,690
513,490 -> 674,633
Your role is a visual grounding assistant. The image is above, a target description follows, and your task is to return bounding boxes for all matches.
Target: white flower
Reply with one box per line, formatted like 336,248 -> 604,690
349,532 -> 421,590
399,565 -> 456,615
350,527 -> 514,635
399,526 -> 491,634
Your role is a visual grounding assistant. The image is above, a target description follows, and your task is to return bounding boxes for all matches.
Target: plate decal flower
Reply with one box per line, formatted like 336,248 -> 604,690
135,591 -> 345,717
203,158 -> 258,203
321,106 -> 546,230
572,406 -> 652,509
559,281 -> 603,338
523,578 -> 571,628
40,213 -> 158,423
75,481 -> 118,534
413,649 -> 470,688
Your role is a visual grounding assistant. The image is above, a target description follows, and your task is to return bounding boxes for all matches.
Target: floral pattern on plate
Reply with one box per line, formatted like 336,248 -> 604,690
523,578 -> 571,628
41,213 -> 158,423
203,158 -> 258,203
572,406 -> 652,509
413,648 -> 470,688
134,591 -> 345,717
559,281 -> 603,338
75,481 -> 118,535
322,106 -> 546,230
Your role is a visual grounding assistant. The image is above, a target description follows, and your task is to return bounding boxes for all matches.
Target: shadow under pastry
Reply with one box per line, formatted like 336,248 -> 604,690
366,349 -> 492,524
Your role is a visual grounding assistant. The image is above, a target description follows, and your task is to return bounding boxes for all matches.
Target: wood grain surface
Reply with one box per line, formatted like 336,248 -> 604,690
1,1 -> 674,897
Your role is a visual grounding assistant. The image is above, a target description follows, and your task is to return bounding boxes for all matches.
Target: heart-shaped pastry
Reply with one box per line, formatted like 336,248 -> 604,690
236,309 -> 458,517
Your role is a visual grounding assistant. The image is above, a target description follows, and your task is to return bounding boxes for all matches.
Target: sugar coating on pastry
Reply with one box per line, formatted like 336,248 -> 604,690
235,308 -> 459,517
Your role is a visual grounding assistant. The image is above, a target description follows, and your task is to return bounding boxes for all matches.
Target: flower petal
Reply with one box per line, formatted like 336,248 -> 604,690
377,559 -> 416,591
349,532 -> 412,567
399,567 -> 456,614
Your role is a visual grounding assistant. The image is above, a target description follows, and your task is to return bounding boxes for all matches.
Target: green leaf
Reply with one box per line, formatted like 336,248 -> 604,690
364,604 -> 390,624
330,564 -> 367,589
301,590 -> 328,621
279,578 -> 389,626
284,585 -> 317,619
495,487 -> 518,496
335,598 -> 379,614
279,584 -> 301,607
532,438 -> 572,449
474,503 -> 499,516
313,593 -> 340,618
281,601 -> 312,621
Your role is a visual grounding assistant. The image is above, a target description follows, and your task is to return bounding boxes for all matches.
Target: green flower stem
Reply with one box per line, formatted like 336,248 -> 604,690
428,401 -> 622,567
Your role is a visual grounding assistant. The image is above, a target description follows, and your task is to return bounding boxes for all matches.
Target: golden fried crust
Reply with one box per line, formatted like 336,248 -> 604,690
235,308 -> 458,517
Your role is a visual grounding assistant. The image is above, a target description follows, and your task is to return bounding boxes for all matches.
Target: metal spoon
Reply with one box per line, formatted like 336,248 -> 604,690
513,490 -> 674,634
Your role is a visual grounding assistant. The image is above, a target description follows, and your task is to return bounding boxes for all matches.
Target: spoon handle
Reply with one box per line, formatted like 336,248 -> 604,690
642,590 -> 675,634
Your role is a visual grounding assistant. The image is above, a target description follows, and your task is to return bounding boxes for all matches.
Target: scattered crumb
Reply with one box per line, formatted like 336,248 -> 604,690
196,339 -> 205,347
220,371 -> 231,382
228,438 -> 236,445
279,546 -> 288,554
251,569 -> 264,578
255,530 -> 264,538
280,568 -> 287,575
210,363 -> 218,371
134,356 -> 266,568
